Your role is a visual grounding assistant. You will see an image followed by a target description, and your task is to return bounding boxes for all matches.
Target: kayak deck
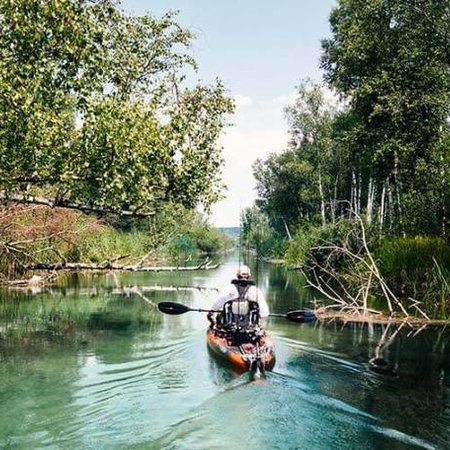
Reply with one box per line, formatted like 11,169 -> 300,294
206,328 -> 275,372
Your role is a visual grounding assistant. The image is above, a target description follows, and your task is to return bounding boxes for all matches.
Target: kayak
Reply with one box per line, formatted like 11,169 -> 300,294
206,328 -> 276,372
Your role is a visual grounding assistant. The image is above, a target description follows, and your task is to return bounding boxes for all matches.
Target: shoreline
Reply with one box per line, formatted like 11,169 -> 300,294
315,308 -> 450,326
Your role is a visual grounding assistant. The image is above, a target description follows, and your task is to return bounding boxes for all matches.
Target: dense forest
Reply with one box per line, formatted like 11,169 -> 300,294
243,0 -> 450,318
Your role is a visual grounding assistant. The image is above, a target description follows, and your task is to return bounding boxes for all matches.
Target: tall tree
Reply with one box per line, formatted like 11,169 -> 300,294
321,0 -> 450,235
254,82 -> 342,233
0,1 -> 234,216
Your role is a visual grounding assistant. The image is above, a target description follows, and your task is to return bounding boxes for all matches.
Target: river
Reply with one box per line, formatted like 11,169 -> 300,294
0,255 -> 449,449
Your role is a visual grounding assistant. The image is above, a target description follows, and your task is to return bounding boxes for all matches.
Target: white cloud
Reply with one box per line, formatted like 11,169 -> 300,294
210,124 -> 287,227
208,87 -> 350,227
210,90 -> 314,227
233,94 -> 253,109
270,91 -> 297,107
320,85 -> 348,111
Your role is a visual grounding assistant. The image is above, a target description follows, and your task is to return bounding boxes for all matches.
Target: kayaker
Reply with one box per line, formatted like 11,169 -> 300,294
207,264 -> 269,327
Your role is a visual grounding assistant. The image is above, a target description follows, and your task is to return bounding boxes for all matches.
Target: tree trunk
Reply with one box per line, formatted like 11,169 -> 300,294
332,174 -> 339,224
357,170 -> 362,215
379,181 -> 386,233
318,173 -> 326,227
387,182 -> 393,230
393,151 -> 404,235
23,260 -> 219,272
0,192 -> 155,217
367,177 -> 374,225
283,218 -> 293,241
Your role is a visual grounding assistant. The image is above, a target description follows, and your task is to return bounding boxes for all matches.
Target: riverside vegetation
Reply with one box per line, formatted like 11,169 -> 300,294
0,1 -> 233,279
0,204 -> 232,279
1,0 -> 449,321
243,0 -> 450,320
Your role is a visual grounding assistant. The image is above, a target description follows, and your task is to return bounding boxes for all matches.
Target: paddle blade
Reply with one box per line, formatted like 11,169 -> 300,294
158,302 -> 191,315
285,310 -> 317,323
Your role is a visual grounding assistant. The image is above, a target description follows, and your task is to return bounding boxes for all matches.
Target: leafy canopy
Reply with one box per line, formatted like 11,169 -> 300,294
0,0 -> 234,215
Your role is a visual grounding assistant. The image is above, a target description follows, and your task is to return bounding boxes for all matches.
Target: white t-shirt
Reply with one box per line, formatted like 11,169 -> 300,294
211,284 -> 270,318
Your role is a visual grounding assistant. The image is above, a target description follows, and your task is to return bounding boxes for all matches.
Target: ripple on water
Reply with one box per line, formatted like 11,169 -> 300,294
148,371 -> 434,450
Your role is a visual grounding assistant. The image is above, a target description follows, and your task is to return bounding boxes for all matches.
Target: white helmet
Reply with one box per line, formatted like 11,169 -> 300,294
237,264 -> 251,278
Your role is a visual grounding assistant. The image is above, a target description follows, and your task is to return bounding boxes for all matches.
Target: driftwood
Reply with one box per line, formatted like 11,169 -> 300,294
5,273 -> 57,288
301,203 -> 424,321
22,259 -> 219,272
7,274 -> 47,287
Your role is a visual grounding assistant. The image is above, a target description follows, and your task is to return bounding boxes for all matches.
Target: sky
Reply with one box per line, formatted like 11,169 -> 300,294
121,0 -> 337,226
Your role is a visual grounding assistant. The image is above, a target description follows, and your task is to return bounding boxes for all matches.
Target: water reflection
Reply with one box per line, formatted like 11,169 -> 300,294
0,257 -> 449,448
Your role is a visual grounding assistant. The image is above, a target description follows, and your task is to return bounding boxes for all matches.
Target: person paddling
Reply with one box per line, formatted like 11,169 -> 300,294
207,265 -> 269,328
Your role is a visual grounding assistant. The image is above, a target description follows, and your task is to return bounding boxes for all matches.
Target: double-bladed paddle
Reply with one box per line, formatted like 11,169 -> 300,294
157,301 -> 316,323
269,310 -> 317,323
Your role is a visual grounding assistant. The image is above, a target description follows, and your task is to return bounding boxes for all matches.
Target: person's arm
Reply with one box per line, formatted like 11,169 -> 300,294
208,288 -> 235,327
211,289 -> 235,312
256,288 -> 270,318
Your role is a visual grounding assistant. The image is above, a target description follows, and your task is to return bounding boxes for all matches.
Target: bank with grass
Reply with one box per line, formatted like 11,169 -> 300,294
0,205 -> 232,279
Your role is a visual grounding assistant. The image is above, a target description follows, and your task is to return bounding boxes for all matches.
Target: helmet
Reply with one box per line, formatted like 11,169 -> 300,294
237,264 -> 251,278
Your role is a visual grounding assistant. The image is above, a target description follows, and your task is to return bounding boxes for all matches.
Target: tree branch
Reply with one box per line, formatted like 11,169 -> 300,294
0,192 -> 155,217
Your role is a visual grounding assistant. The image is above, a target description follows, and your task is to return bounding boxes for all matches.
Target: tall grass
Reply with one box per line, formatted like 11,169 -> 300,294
375,236 -> 450,318
70,229 -> 153,263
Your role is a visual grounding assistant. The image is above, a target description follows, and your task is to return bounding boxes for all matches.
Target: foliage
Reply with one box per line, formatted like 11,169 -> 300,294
255,0 -> 450,240
71,229 -> 152,264
248,1 -> 450,316
285,219 -> 368,269
0,204 -> 231,275
285,221 -> 450,318
321,0 -> 450,236
375,236 -> 450,316
240,205 -> 286,258
376,236 -> 450,277
0,1 -> 234,215
285,226 -> 317,268
166,235 -> 198,263
254,82 -> 343,234
164,207 -> 232,261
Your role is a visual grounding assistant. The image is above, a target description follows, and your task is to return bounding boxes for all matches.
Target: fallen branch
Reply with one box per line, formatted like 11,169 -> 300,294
6,273 -> 57,287
301,202 -> 414,319
5,284 -> 219,295
22,259 -> 219,272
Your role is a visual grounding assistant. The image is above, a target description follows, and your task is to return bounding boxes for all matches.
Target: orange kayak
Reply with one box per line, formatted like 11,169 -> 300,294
206,328 -> 276,372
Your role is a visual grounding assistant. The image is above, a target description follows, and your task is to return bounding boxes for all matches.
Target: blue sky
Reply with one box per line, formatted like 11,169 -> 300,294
122,0 -> 336,226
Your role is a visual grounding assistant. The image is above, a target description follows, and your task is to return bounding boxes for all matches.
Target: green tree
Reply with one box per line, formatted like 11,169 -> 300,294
321,0 -> 450,235
0,1 -> 234,216
241,205 -> 284,257
254,82 -> 342,234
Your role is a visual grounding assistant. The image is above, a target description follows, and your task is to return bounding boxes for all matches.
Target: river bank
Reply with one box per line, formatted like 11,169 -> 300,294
0,205 -> 232,279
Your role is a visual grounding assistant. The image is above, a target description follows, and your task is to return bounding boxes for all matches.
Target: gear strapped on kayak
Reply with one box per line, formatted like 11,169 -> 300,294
213,279 -> 260,345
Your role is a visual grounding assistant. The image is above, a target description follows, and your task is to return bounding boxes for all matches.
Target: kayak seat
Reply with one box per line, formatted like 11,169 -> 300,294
217,300 -> 260,346
220,299 -> 260,328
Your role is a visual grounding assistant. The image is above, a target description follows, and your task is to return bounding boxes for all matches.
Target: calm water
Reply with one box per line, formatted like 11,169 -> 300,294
1,256 -> 449,449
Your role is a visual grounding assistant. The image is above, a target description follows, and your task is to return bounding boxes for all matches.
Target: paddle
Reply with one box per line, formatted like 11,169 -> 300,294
158,301 -> 217,315
270,310 -> 317,323
157,301 -> 316,323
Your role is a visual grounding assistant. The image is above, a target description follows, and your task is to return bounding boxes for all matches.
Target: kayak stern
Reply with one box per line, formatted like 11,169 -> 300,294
206,328 -> 275,372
